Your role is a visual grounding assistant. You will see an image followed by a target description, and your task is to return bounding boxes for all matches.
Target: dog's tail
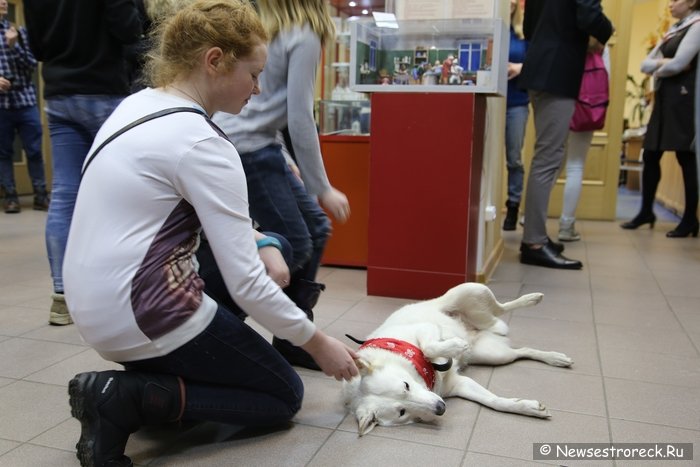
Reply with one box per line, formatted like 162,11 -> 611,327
437,283 -> 543,330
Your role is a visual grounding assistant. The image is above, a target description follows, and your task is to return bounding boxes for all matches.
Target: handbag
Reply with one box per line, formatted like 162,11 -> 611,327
570,52 -> 609,132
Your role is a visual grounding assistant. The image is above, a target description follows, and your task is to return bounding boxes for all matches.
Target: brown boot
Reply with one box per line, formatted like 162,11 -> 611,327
3,191 -> 20,214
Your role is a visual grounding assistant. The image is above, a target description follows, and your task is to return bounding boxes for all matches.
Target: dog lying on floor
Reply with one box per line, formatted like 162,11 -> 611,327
342,282 -> 573,436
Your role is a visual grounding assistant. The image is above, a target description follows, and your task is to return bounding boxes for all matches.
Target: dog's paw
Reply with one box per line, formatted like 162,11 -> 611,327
516,399 -> 551,418
440,337 -> 471,357
544,352 -> 573,367
424,337 -> 471,362
521,292 -> 544,307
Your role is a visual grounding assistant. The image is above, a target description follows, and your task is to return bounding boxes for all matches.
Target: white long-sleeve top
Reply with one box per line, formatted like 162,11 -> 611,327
642,14 -> 700,77
213,25 -> 331,197
63,88 -> 315,362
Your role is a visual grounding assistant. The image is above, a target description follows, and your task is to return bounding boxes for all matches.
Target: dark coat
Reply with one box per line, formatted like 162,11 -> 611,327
23,0 -> 143,98
519,0 -> 613,99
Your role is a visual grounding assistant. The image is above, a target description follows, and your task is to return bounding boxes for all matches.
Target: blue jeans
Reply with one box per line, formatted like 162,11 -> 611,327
123,305 -> 304,426
241,144 -> 331,281
0,106 -> 46,193
44,95 -> 124,293
504,105 -> 529,204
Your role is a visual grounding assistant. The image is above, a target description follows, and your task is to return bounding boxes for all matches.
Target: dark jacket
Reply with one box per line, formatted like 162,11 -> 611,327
519,0 -> 613,99
23,0 -> 142,98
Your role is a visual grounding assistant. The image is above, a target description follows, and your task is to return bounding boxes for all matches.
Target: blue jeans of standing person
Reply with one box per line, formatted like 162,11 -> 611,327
44,95 -> 124,294
241,144 -> 331,282
123,304 -> 304,426
0,106 -> 47,193
504,104 -> 529,205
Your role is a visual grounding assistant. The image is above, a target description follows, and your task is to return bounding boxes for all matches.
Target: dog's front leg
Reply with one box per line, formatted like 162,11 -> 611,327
422,337 -> 471,361
443,375 -> 551,419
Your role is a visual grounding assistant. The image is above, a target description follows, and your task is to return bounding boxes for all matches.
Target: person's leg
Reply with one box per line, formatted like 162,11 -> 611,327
45,95 -> 123,324
522,92 -> 576,245
15,105 -> 49,209
621,149 -> 662,229
503,105 -> 529,230
559,130 -> 594,241
520,92 -> 581,269
287,168 -> 331,282
241,145 -> 313,273
69,307 -> 303,466
0,109 -> 21,213
126,306 -> 304,425
667,150 -> 699,236
504,105 -> 528,204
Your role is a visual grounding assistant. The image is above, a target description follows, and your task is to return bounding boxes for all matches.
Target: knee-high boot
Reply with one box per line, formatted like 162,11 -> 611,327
273,279 -> 326,371
69,370 -> 184,467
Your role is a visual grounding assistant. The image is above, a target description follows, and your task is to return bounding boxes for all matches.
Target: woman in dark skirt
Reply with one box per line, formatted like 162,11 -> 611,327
622,0 -> 700,237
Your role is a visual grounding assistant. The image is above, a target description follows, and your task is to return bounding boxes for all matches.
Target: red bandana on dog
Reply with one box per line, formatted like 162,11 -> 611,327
359,338 -> 436,389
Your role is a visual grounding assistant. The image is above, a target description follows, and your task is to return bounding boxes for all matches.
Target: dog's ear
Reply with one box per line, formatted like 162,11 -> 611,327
355,357 -> 374,376
356,405 -> 378,436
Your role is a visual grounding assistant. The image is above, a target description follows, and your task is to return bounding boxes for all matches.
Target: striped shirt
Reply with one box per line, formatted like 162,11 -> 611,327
0,18 -> 38,109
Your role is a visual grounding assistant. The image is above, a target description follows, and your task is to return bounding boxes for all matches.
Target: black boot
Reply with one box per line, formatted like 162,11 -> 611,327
68,370 -> 183,467
273,279 -> 326,371
33,186 -> 50,211
503,201 -> 519,231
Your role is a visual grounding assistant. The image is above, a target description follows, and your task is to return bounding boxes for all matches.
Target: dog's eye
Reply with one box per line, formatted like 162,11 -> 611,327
403,381 -> 410,391
399,408 -> 406,417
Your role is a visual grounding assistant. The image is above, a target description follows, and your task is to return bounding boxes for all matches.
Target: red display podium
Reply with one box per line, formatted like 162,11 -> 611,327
367,93 -> 486,299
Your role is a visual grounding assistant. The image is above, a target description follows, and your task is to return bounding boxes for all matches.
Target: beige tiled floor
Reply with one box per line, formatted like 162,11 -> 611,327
1,203 -> 699,466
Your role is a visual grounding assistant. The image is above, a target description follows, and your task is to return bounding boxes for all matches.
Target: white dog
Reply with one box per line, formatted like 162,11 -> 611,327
342,282 -> 573,436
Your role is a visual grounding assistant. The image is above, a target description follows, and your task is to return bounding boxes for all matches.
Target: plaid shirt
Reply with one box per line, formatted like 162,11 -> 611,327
0,18 -> 38,109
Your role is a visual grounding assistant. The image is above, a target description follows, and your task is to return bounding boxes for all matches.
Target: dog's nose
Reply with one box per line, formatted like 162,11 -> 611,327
435,400 -> 446,416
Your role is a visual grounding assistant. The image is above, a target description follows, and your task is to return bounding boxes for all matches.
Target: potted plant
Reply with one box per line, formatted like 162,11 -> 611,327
626,73 -> 650,128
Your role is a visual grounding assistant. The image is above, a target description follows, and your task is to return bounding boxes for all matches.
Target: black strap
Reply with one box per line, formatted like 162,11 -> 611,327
81,107 -> 207,176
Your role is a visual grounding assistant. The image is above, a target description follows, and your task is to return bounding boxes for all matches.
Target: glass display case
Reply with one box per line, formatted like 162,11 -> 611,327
349,17 -> 507,95
319,100 -> 371,136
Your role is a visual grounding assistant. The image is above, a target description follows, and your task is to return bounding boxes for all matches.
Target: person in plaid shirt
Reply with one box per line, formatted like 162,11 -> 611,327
0,0 -> 48,214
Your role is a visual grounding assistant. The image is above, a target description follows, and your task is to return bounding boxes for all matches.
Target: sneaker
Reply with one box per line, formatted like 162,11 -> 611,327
50,293 -> 73,325
558,225 -> 581,242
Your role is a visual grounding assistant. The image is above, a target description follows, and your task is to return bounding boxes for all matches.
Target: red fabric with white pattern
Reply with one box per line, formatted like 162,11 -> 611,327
359,338 -> 436,389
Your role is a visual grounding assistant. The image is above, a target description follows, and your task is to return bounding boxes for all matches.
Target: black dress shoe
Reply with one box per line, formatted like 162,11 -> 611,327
520,237 -> 564,254
520,242 -> 582,270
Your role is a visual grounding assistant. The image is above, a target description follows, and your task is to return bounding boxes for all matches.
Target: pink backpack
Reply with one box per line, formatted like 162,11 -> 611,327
570,51 -> 609,132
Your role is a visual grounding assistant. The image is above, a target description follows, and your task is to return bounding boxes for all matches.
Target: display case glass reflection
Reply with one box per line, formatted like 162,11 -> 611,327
350,17 -> 507,95
319,100 -> 371,136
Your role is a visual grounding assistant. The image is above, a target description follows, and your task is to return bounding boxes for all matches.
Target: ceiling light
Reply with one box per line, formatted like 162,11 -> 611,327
348,1 -> 356,6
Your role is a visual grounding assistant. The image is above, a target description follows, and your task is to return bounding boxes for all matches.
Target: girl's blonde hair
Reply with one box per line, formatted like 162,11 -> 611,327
256,0 -> 336,46
144,0 -> 268,87
511,0 -> 524,40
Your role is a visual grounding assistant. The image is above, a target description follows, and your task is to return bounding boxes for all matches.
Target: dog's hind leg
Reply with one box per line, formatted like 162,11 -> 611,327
467,334 -> 573,368
442,374 -> 551,418
439,284 -> 544,332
